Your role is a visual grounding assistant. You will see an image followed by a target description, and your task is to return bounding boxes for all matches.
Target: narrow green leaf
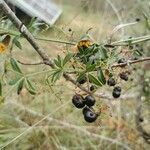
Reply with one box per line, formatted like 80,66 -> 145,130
26,88 -> 36,95
63,53 -> 73,66
54,59 -> 61,68
77,72 -> 86,82
27,17 -> 36,29
86,63 -> 96,72
10,58 -> 22,73
26,79 -> 35,91
13,36 -> 22,50
58,55 -> 63,67
97,68 -> 106,85
17,78 -> 24,95
88,74 -> 102,86
99,46 -> 108,60
25,79 -> 36,95
9,77 -> 21,85
51,69 -> 62,83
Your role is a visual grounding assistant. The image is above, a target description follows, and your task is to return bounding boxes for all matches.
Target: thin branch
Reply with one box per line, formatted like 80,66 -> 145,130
35,37 -> 76,45
17,60 -> 44,66
111,57 -> 150,68
111,35 -> 150,46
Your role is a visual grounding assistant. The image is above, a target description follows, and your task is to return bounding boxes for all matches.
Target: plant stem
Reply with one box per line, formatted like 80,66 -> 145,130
111,57 -> 150,68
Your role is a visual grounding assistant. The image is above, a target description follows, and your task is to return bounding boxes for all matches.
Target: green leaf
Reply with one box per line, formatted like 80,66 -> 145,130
17,78 -> 24,95
63,53 -> 73,66
54,55 -> 63,68
12,36 -> 22,50
97,68 -> 106,85
0,80 -> 2,96
88,74 -> 102,86
86,63 -> 96,72
9,77 -> 21,85
99,46 -> 108,60
26,88 -> 36,95
51,69 -> 62,83
77,72 -> 86,82
25,79 -> 36,95
10,58 -> 22,73
26,79 -> 35,91
27,17 -> 36,29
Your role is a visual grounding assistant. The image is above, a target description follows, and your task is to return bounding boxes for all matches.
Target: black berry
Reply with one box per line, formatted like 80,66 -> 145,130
112,90 -> 121,98
72,94 -> 85,108
114,86 -> 122,92
85,95 -> 95,107
82,106 -> 92,115
112,86 -> 121,98
84,110 -> 98,123
119,72 -> 128,81
139,117 -> 144,122
90,85 -> 95,91
107,78 -> 116,86
68,28 -> 72,32
135,18 -> 140,22
118,58 -> 126,64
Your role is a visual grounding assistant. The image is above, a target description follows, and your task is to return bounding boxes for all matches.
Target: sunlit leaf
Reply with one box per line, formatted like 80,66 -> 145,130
63,53 -> 73,66
12,36 -> 22,50
86,63 -> 96,72
25,79 -> 36,95
9,77 -> 21,86
77,72 -> 86,82
88,74 -> 102,86
17,78 -> 24,95
26,79 -> 36,91
97,68 -> 106,85
10,58 -> 22,73
51,69 -> 62,83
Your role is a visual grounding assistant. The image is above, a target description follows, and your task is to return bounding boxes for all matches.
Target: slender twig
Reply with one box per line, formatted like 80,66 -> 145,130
111,35 -> 150,46
17,60 -> 44,66
35,37 -> 76,45
111,57 -> 150,68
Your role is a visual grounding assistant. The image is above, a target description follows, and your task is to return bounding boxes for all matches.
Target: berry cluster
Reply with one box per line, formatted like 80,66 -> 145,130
107,58 -> 130,98
72,94 -> 99,123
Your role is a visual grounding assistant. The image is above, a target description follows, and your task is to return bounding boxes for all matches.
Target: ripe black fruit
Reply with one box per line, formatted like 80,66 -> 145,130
107,78 -> 116,86
84,110 -> 98,123
72,94 -> 85,108
85,95 -> 95,107
82,106 -> 92,115
119,72 -> 128,81
114,86 -> 121,92
112,90 -> 121,98
118,58 -> 126,64
68,28 -> 72,32
90,85 -> 95,91
135,18 -> 140,22
112,86 -> 121,98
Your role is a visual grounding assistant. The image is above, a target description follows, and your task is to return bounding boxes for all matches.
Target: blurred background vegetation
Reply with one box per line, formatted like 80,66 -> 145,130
0,0 -> 149,149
